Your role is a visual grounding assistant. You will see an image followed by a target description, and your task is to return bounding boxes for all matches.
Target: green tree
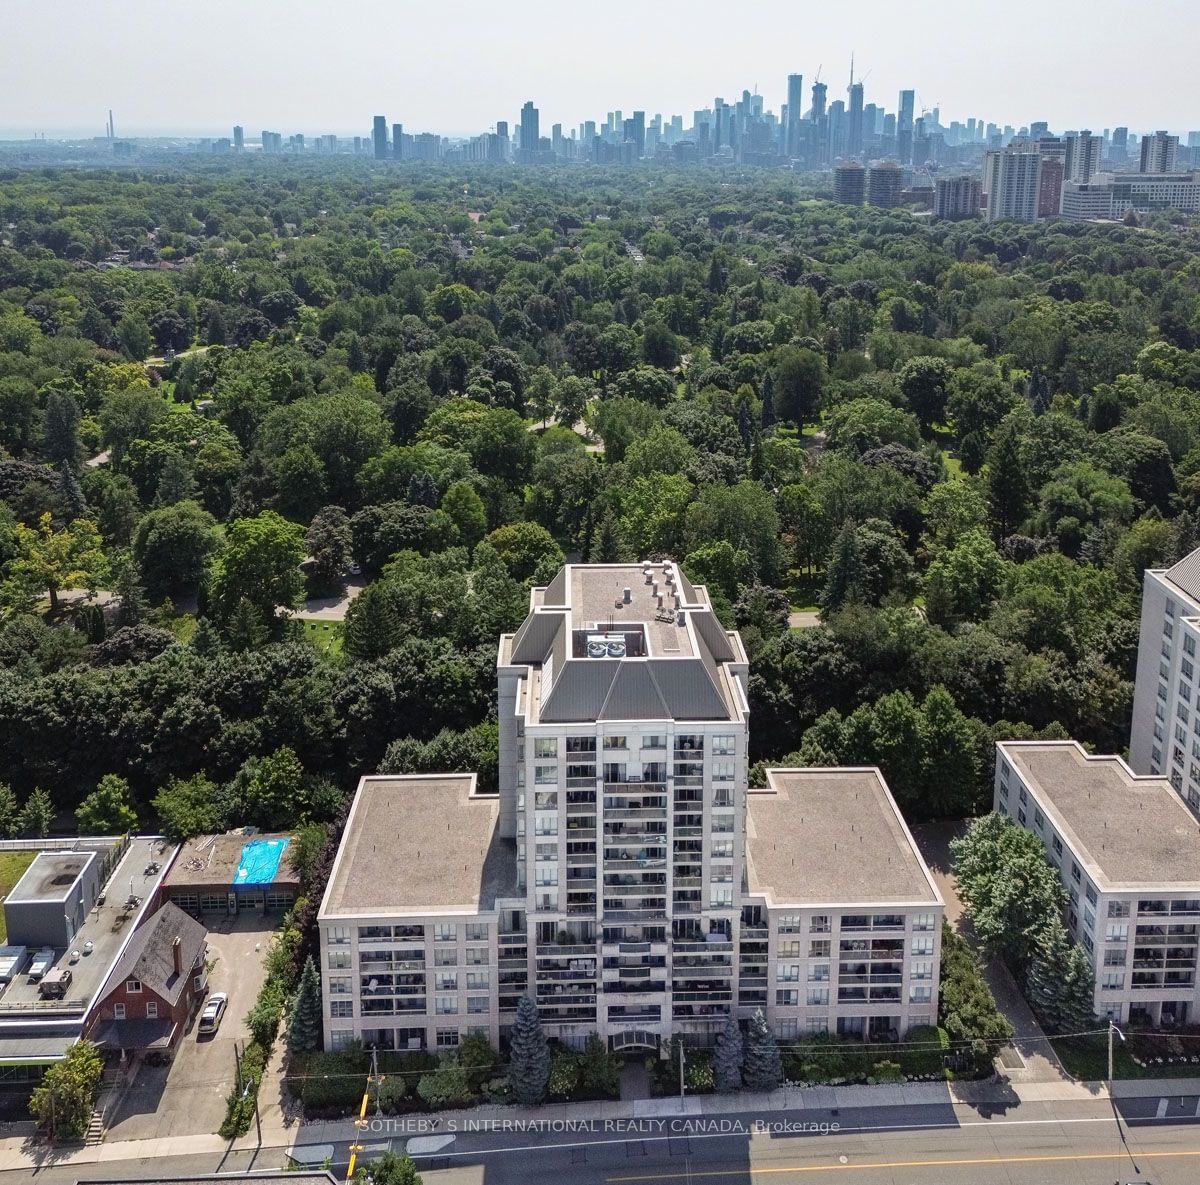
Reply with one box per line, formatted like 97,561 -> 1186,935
773,347 -> 827,426
17,786 -> 53,838
305,505 -> 352,589
286,955 -> 322,1054
507,995 -> 550,1105
153,774 -> 225,842
9,512 -> 104,615
117,314 -> 153,361
154,451 -> 196,507
364,1151 -> 423,1185
0,783 -> 18,839
76,774 -> 137,835
209,511 -> 305,634
898,356 -> 953,434
233,746 -> 305,829
923,531 -> 1006,626
43,390 -> 82,465
132,501 -> 220,601
442,481 -> 488,548
714,1012 -> 743,1092
951,813 -> 1066,968
485,521 -> 564,583
820,522 -> 864,613
30,1039 -> 104,1140
741,1009 -> 782,1091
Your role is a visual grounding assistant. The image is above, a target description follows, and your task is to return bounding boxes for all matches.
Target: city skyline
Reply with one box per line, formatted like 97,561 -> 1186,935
3,0 -> 1199,140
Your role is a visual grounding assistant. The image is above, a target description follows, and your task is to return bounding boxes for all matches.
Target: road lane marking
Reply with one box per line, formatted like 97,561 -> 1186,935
1158,1097 -> 1169,1118
396,1114 -> 1195,1162
604,1147 -> 1200,1181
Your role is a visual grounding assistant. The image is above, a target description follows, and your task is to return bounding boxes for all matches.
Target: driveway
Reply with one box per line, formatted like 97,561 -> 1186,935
103,914 -> 278,1141
911,820 -> 1070,1085
296,578 -> 365,622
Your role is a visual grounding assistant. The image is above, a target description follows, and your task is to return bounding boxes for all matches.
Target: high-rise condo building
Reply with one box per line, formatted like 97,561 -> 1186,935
1141,130 -> 1180,173
1065,130 -> 1103,183
391,124 -> 403,160
865,162 -> 902,209
1129,546 -> 1200,808
232,126 -> 244,152
983,150 -> 1042,222
934,175 -> 982,220
520,101 -> 540,164
1037,157 -> 1064,217
785,73 -> 804,157
897,90 -> 915,164
318,563 -> 943,1054
372,115 -> 389,160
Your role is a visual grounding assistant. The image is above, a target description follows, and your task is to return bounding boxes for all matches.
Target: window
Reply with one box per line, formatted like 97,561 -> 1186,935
1017,808 -> 1026,826
776,989 -> 799,1006
1103,949 -> 1126,967
912,938 -> 934,956
777,1017 -> 799,1040
1105,924 -> 1129,943
807,964 -> 830,982
465,923 -> 488,942
809,940 -> 831,959
328,951 -> 350,970
712,761 -> 735,781
779,914 -> 802,933
806,988 -> 829,1006
1034,809 -> 1044,830
435,996 -> 458,1015
328,926 -> 350,945
329,976 -> 351,996
466,972 -> 489,990
468,996 -> 489,1014
126,979 -> 142,994
642,735 -> 665,749
1051,836 -> 1063,858
436,973 -> 458,991
436,1029 -> 460,1049
776,964 -> 800,982
1071,862 -> 1082,884
1108,901 -> 1130,919
911,960 -> 933,980
434,949 -> 458,967
534,738 -> 558,758
603,736 -> 627,750
113,1003 -> 126,1020
912,913 -> 935,932
710,886 -> 733,907
1101,972 -> 1125,991
434,924 -> 457,943
1085,884 -> 1097,906
909,986 -> 932,1004
466,947 -> 488,966
806,1017 -> 828,1035
712,735 -> 736,755
330,1000 -> 354,1018
535,765 -> 557,784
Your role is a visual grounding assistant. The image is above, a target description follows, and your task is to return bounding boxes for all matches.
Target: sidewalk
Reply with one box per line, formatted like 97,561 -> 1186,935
3,1073 -> 1197,1175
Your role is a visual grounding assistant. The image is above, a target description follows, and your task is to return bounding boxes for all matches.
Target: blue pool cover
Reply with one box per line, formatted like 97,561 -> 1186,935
234,838 -> 290,888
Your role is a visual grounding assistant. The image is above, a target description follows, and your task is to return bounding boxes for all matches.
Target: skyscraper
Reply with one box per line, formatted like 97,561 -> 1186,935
785,73 -> 803,157
866,162 -> 902,208
1065,129 -> 1103,182
847,79 -> 864,158
983,150 -> 1042,222
935,175 -> 982,220
832,160 -> 866,205
1140,130 -> 1179,173
631,111 -> 646,158
392,123 -> 403,160
810,81 -> 827,124
372,115 -> 389,160
232,125 -> 244,152
520,100 -> 539,163
897,90 -> 915,164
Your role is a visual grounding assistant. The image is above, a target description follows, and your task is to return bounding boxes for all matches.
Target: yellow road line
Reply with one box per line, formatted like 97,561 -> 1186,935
606,1146 -> 1200,1180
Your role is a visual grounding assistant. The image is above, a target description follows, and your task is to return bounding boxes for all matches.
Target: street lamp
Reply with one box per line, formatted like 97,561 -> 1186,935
1107,1019 -> 1125,1089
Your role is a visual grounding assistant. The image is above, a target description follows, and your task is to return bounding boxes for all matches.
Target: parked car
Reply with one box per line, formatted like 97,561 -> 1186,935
198,991 -> 228,1035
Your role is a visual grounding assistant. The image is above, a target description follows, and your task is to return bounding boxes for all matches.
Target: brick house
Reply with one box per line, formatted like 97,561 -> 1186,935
89,901 -> 208,1057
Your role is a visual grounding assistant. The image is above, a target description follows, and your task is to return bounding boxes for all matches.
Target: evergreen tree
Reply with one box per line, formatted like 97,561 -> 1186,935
507,994 -> 550,1105
0,783 -> 18,839
43,390 -> 82,464
406,472 -> 439,508
206,307 -> 227,346
1025,914 -> 1069,1032
713,1012 -> 743,1092
155,452 -> 197,506
113,553 -> 147,628
17,787 -> 54,838
286,955 -> 323,1054
58,460 -> 89,520
592,510 -> 624,564
819,522 -> 864,613
224,596 -> 268,652
760,371 -> 776,430
741,1009 -> 783,1091
1058,940 -> 1098,1033
985,422 -> 1029,539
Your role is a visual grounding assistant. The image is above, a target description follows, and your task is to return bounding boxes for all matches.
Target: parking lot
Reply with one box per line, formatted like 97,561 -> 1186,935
103,913 -> 277,1141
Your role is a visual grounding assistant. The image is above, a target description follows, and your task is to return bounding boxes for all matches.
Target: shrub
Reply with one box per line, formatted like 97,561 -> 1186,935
872,1060 -> 904,1084
415,1059 -> 475,1109
901,1026 -> 950,1077
548,1052 -> 580,1100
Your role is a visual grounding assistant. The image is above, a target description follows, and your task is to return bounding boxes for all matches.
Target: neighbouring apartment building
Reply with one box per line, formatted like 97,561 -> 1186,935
996,740 -> 1200,1027
1128,545 -> 1200,810
317,562 -> 943,1055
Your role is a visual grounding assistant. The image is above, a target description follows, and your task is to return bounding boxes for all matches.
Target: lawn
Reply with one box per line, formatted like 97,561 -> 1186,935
0,852 -> 37,942
302,619 -> 344,660
1054,1033 -> 1200,1081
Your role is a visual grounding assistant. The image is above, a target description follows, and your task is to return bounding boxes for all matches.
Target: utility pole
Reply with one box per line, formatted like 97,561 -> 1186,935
1108,1019 -> 1125,1089
678,1040 -> 686,1101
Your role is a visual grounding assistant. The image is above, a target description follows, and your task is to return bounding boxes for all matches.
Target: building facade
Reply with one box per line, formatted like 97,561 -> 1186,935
317,563 -> 942,1056
934,175 -> 981,220
996,741 -> 1200,1027
1129,546 -> 1200,809
983,150 -> 1042,222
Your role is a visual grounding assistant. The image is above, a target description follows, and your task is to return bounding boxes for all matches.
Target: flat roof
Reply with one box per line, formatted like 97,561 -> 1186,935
320,775 -> 517,918
746,768 -> 942,907
0,837 -> 177,1054
569,564 -> 696,658
1000,741 -> 1200,888
7,850 -> 96,904
163,831 -> 299,890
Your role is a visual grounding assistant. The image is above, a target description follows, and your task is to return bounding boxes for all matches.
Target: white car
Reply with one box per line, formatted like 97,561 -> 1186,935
198,991 -> 228,1036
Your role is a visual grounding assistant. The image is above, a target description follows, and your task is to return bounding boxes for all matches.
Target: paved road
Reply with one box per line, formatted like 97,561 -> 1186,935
286,1096 -> 1200,1185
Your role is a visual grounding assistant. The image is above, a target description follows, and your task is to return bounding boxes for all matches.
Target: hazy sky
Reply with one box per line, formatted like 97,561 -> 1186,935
2,0 -> 1198,139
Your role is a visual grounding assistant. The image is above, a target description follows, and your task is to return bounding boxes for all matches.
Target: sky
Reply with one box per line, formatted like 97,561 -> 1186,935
2,0 -> 1198,140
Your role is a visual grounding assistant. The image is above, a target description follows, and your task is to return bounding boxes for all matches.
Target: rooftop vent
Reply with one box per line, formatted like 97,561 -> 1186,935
587,633 -> 627,659
623,587 -> 632,604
